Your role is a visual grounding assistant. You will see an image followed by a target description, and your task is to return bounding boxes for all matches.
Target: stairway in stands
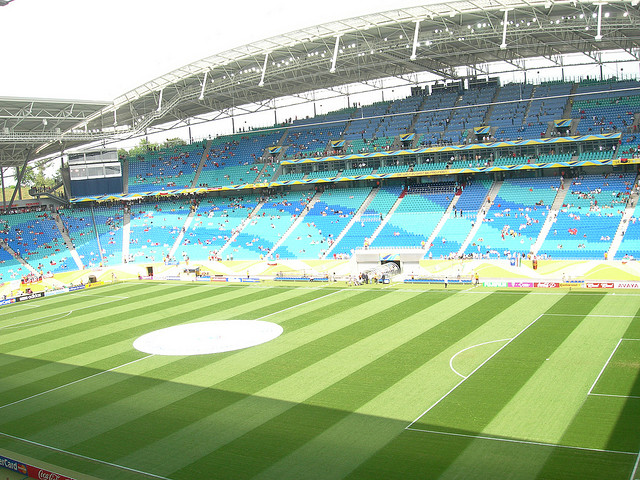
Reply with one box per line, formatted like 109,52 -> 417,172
530,180 -> 569,256
457,180 -> 502,255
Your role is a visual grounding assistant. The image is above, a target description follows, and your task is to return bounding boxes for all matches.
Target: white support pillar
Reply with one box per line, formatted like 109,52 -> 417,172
330,35 -> 341,73
595,3 -> 603,41
500,9 -> 510,50
157,88 -> 163,112
410,20 -> 420,60
199,71 -> 208,101
259,52 -> 268,87
113,109 -> 117,126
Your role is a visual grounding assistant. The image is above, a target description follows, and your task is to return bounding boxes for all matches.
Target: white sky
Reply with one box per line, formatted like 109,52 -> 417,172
0,0 -> 432,101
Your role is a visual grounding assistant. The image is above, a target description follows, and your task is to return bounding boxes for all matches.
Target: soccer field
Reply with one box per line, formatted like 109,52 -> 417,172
0,282 -> 639,480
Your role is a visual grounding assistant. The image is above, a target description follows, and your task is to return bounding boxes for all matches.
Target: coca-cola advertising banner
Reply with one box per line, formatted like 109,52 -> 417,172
583,282 -> 615,289
26,465 -> 76,480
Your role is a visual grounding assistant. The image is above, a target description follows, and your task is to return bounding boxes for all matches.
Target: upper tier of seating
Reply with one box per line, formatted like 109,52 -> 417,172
197,131 -> 283,188
128,142 -> 206,193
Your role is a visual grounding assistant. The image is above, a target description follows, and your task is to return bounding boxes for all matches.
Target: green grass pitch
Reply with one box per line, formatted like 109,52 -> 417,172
0,282 -> 639,480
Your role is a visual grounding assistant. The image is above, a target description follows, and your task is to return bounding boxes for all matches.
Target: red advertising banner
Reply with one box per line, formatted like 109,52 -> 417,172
26,465 -> 76,480
584,282 -> 615,289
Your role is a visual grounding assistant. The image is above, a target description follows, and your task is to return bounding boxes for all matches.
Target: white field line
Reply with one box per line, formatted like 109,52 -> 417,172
2,311 -> 73,330
407,314 -> 544,429
0,430 -> 172,480
65,292 -> 130,300
630,449 -> 640,480
589,393 -> 640,400
405,427 -> 637,456
622,338 -> 640,341
0,354 -> 154,411
0,303 -> 42,316
449,339 -> 512,379
255,289 -> 343,320
0,296 -> 127,331
588,339 -> 623,396
545,314 -> 640,318
0,292 -> 129,319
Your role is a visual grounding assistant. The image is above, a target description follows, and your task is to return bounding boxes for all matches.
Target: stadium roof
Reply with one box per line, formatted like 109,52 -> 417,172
1,0 -> 640,166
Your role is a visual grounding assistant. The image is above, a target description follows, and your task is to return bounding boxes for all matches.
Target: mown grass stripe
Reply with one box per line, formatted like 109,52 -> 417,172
345,293 -> 606,480
0,289 -> 384,444
0,284 -> 199,351
61,288 -> 460,476
0,286 -> 296,410
44,292 -> 412,458
535,303 -> 640,479
0,282 -> 158,326
2,291 -> 432,476
0,285 -> 243,377
253,292 -> 565,480
166,292 -> 522,479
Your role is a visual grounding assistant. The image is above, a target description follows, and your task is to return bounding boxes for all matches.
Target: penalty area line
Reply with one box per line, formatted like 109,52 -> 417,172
407,314 -> 543,429
588,338 -> 623,396
0,430 -> 173,480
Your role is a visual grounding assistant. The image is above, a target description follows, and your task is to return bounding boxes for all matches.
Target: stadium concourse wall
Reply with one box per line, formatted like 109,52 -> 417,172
2,258 -> 640,300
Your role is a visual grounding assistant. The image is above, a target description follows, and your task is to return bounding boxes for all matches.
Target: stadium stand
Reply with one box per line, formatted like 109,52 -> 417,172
273,187 -> 371,259
0,245 -> 25,282
464,177 -> 560,258
227,190 -> 314,259
429,180 -> 492,258
1,210 -> 72,274
197,131 -> 283,188
128,199 -> 193,263
128,142 -> 206,193
331,185 -> 404,256
177,195 -> 260,261
616,201 -> 640,260
371,182 -> 455,248
538,174 -> 635,259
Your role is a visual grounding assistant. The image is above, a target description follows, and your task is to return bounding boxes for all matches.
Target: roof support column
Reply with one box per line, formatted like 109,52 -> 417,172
157,88 -> 163,112
410,20 -> 420,60
595,2 -> 603,41
1,167 -> 5,208
8,150 -> 31,208
330,35 -> 341,73
500,9 -> 511,50
259,52 -> 269,87
199,71 -> 208,101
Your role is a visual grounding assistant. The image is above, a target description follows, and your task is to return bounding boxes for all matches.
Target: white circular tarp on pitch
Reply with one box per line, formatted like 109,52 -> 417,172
133,320 -> 283,356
